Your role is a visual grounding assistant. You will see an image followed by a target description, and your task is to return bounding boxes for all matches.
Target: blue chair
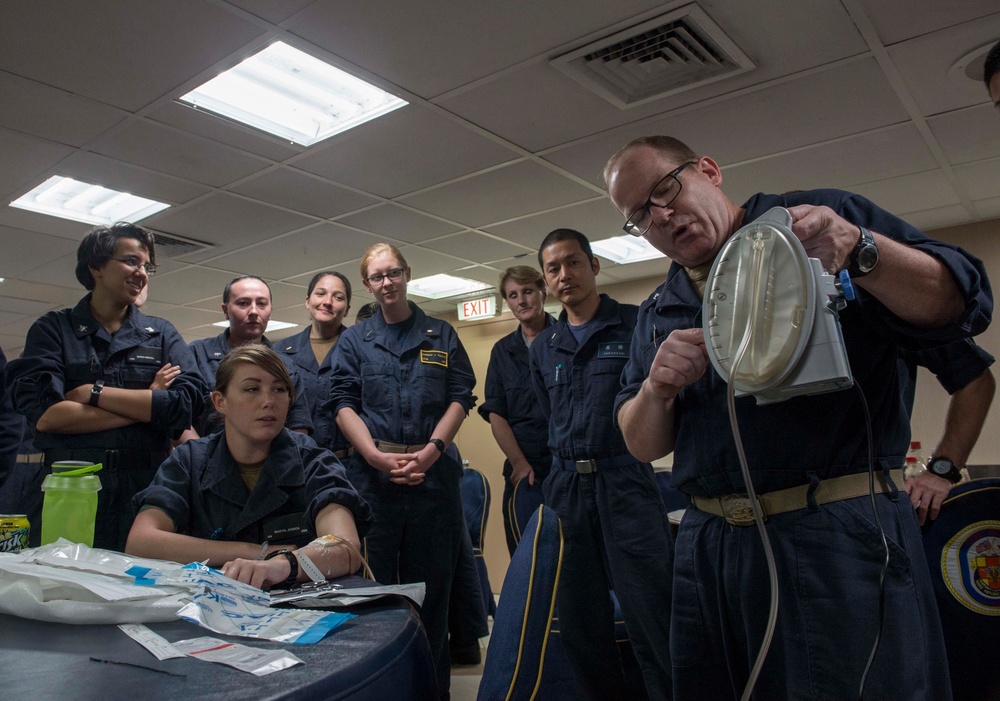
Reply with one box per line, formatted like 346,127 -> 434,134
508,477 -> 545,551
921,478 -> 1000,701
479,505 -> 571,701
461,466 -> 496,617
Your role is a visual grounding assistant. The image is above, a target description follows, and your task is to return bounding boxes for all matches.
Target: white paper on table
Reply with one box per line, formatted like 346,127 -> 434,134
271,582 -> 426,608
0,560 -> 178,602
118,623 -> 186,660
172,636 -> 303,676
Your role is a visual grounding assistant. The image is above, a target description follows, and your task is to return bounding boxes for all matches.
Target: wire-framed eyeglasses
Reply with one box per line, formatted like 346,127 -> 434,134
622,160 -> 697,237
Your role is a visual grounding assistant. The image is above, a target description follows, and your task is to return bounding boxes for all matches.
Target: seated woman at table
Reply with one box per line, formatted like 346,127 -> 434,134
126,344 -> 373,590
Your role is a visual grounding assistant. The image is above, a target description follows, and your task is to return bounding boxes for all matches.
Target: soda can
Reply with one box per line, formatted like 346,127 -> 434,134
0,514 -> 30,553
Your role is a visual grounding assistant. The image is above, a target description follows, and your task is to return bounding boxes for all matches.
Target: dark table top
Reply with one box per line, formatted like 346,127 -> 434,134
0,580 -> 436,701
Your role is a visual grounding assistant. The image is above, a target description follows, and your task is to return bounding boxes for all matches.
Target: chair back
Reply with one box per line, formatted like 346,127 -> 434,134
921,478 -> 1000,701
461,466 -> 496,617
479,506 -> 566,701
508,477 -> 545,550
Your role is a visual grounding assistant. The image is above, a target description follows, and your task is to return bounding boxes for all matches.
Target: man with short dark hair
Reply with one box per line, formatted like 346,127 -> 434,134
188,276 -> 312,436
604,136 -> 992,699
530,229 -> 673,700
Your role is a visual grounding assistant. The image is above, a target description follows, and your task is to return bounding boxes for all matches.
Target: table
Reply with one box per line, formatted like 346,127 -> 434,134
0,580 -> 436,701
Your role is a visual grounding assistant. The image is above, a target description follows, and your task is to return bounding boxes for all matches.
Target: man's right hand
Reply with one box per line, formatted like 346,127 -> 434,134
643,327 -> 708,401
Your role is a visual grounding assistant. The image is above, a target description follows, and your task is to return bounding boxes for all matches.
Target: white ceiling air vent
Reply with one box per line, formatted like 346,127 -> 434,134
551,3 -> 755,109
151,230 -> 211,258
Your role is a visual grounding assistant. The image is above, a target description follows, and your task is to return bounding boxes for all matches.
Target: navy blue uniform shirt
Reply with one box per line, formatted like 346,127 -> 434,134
133,428 -> 373,547
617,189 -> 993,498
329,303 -> 477,444
899,339 -> 994,417
477,314 -> 554,462
4,295 -> 206,453
189,331 -> 313,435
276,327 -> 347,453
0,345 -> 22,494
530,295 -> 637,460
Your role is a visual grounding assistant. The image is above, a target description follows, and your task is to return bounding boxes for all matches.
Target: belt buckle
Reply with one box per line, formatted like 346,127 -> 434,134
719,495 -> 759,526
575,459 -> 597,475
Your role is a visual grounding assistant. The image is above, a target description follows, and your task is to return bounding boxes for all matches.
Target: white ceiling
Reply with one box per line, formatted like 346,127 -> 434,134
1,0 -> 999,355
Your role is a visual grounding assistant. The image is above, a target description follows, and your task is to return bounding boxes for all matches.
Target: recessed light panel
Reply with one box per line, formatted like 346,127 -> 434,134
591,235 -> 667,264
10,176 -> 170,226
408,274 -> 494,300
180,42 -> 408,146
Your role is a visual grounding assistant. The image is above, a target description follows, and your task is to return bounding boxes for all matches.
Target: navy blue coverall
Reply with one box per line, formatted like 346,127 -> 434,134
478,315 -> 554,556
329,302 -> 477,697
276,327 -> 347,455
530,294 -> 674,701
3,296 -> 206,550
189,331 -> 312,436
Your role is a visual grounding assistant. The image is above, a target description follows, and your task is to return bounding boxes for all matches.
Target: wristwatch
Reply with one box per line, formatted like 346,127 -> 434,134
927,456 -> 962,485
848,226 -> 879,277
89,380 -> 105,407
429,438 -> 446,453
265,549 -> 299,587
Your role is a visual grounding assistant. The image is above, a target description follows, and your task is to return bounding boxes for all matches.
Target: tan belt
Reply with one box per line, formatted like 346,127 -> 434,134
332,448 -> 350,459
691,469 -> 904,526
16,453 -> 45,464
374,440 -> 427,454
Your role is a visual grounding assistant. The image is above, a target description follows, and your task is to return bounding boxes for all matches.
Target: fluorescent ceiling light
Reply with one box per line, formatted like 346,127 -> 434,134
591,235 -> 667,264
408,274 -> 494,300
10,176 -> 170,226
179,41 -> 408,146
212,320 -> 299,332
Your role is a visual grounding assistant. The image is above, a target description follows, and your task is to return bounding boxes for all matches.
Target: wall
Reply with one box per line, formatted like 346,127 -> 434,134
448,217 -> 1000,595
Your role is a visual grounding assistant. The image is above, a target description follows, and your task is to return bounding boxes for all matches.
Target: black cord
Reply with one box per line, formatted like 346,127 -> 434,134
854,382 -> 889,701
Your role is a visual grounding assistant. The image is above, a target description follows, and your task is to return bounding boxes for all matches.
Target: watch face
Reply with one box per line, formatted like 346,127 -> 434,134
857,246 -> 878,272
930,458 -> 955,476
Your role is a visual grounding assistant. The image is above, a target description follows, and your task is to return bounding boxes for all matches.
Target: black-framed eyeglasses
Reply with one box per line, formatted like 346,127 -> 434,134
365,268 -> 404,286
111,255 -> 156,276
622,160 -> 697,237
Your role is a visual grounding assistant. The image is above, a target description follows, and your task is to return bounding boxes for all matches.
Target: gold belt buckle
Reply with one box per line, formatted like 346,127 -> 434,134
575,460 -> 597,475
719,495 -> 759,526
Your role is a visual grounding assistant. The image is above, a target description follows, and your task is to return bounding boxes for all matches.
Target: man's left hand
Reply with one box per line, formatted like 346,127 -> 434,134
787,204 -> 859,274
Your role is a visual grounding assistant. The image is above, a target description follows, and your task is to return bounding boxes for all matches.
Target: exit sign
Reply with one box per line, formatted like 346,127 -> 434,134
458,295 -> 498,321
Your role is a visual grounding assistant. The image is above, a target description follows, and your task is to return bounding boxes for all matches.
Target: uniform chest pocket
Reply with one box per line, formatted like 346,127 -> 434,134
65,362 -> 97,388
415,362 -> 448,406
361,361 -> 397,413
121,364 -> 158,389
590,358 -> 627,416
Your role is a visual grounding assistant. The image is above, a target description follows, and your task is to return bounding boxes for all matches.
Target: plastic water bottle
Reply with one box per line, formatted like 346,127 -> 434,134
905,441 -> 926,478
40,461 -> 103,547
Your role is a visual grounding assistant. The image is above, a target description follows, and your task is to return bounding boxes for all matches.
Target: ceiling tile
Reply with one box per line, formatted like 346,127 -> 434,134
148,101 -> 301,162
544,58 -> 910,186
927,105 -> 1000,164
0,206 -> 93,242
955,159 -> 1000,201
399,160 -> 598,227
483,198 -> 624,249
90,120 -> 271,187
848,171 -> 961,217
889,13 -> 1000,115
439,0 -> 867,152
397,244 -> 471,277
17,253 -> 81,290
0,296 -> 58,317
293,105 -> 519,197
142,193 -> 317,261
0,226 -> 79,279
207,223 -> 384,280
336,204 -> 462,243
229,168 -> 379,219
421,231 -> 532,263
857,0 -> 997,45
268,281 -> 310,312
59,151 -> 213,205
284,0 -> 666,98
0,129 -> 75,202
720,125 -> 939,204
901,204 -> 975,231
225,0 -> 316,25
148,266 -> 237,306
0,72 -> 124,147
0,1 -> 265,111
